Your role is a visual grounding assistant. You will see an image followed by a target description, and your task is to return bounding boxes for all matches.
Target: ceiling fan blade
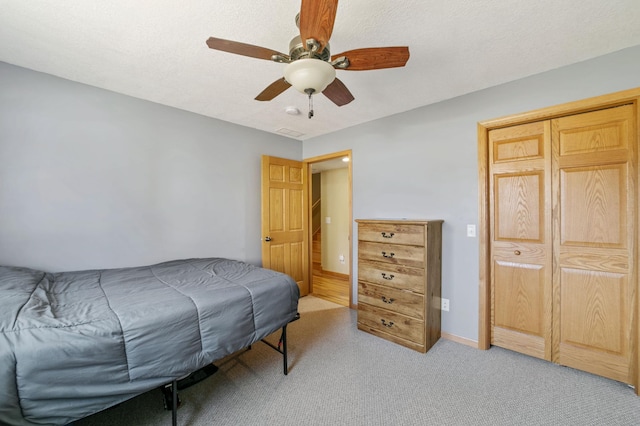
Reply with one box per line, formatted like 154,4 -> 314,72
206,37 -> 288,61
332,47 -> 410,70
322,78 -> 354,106
255,78 -> 292,101
299,0 -> 339,54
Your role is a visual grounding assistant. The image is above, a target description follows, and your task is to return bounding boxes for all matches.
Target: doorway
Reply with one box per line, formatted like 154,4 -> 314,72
305,150 -> 353,308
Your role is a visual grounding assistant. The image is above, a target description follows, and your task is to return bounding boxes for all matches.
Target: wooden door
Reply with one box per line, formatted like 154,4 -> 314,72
489,121 -> 553,360
552,105 -> 637,383
261,155 -> 309,296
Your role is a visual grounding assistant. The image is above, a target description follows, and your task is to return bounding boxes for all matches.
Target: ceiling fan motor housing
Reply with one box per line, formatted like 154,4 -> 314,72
289,35 -> 331,61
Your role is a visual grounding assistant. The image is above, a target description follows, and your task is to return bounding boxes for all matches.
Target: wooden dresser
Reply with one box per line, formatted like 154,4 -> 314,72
355,219 -> 443,353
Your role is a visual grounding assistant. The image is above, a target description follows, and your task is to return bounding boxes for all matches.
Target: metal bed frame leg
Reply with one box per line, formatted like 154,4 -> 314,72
258,325 -> 289,374
282,324 -> 288,375
260,312 -> 299,376
171,379 -> 177,426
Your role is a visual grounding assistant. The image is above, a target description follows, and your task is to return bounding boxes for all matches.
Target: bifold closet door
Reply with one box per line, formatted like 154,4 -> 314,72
489,121 -> 553,361
552,105 -> 637,384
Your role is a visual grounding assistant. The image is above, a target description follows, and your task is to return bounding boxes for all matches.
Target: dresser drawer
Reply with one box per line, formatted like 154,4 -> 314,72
358,281 -> 424,319
358,241 -> 425,268
357,303 -> 425,345
358,223 -> 425,246
358,260 -> 424,293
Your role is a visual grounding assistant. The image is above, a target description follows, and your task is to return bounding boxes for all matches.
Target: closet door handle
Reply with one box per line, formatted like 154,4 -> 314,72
381,252 -> 395,259
381,232 -> 395,238
381,273 -> 395,280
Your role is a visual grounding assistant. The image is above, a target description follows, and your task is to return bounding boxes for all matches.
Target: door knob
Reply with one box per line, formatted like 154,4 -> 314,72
264,236 -> 272,242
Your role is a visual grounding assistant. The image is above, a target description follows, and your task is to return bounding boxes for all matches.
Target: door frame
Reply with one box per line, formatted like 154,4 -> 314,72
304,150 -> 354,308
477,87 -> 640,392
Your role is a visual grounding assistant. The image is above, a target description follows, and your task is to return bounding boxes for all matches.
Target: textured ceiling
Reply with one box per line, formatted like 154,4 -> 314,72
1,1 -> 640,141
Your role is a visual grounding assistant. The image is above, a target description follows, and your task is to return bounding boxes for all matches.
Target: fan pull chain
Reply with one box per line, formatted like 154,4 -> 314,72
305,88 -> 315,119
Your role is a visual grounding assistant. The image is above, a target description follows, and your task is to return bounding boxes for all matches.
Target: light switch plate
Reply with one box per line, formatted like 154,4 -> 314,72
467,224 -> 476,237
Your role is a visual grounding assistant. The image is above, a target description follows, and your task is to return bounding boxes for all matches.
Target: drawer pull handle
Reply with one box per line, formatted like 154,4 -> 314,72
381,273 -> 395,280
381,296 -> 395,304
381,232 -> 395,238
381,251 -> 395,259
514,250 -> 521,255
381,319 -> 394,328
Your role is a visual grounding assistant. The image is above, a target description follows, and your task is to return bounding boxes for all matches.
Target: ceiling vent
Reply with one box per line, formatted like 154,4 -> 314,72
276,128 -> 305,138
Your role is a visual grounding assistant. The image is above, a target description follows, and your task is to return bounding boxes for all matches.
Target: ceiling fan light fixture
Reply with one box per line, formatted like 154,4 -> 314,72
283,58 -> 336,95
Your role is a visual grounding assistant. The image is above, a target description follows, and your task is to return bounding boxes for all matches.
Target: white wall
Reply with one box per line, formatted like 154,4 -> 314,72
0,62 -> 301,272
303,45 -> 640,343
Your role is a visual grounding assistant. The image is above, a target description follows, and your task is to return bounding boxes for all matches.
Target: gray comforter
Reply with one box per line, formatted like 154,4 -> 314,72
0,258 -> 300,426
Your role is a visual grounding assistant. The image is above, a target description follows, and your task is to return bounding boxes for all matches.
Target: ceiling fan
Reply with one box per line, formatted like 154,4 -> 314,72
206,0 -> 410,118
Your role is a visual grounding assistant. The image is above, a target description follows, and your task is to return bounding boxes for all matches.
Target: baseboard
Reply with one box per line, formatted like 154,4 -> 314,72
441,332 -> 478,348
317,269 -> 349,280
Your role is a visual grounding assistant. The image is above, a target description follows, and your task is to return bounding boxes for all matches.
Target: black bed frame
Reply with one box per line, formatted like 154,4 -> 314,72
166,313 -> 300,426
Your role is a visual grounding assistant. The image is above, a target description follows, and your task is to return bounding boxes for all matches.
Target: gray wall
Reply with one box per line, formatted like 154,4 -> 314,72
0,62 -> 301,272
302,45 -> 640,343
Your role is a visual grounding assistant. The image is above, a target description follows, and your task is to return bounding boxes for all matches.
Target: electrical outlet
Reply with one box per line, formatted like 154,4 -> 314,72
441,298 -> 450,312
339,254 -> 345,264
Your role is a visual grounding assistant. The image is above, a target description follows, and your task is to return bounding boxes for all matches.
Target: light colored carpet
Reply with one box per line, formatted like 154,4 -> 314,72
77,296 -> 640,425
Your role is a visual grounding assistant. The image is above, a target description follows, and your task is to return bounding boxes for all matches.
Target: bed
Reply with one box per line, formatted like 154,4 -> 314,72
0,257 -> 300,426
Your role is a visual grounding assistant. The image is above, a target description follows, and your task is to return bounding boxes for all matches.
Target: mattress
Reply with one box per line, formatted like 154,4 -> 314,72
0,258 -> 300,425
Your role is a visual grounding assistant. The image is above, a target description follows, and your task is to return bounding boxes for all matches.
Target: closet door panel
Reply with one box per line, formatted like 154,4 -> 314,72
494,172 -> 544,242
489,121 -> 553,361
552,104 -> 636,384
556,107 -> 630,155
559,268 -> 630,382
560,165 -> 627,247
494,261 -> 544,334
560,268 -> 626,354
